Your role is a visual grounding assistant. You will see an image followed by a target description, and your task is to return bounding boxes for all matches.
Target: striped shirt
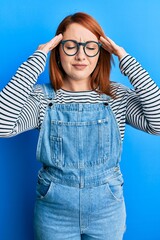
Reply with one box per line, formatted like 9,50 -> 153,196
54,88 -> 105,104
0,50 -> 160,141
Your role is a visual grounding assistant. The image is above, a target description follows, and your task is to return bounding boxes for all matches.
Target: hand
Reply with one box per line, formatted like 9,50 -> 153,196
37,34 -> 63,54
99,36 -> 127,60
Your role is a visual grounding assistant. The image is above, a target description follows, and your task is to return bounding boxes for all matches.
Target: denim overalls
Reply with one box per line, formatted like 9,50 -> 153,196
34,84 -> 126,240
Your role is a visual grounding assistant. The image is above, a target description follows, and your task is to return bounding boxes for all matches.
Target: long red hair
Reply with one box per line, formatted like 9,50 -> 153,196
49,12 -> 113,96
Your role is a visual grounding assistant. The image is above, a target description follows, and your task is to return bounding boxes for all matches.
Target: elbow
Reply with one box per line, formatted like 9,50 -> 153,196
0,120 -> 18,137
147,123 -> 160,135
0,128 -> 17,138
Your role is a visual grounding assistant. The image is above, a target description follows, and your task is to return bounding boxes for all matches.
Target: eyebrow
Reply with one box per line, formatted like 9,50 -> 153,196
61,39 -> 99,43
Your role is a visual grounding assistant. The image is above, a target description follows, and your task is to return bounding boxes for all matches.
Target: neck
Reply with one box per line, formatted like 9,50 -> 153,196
61,78 -> 92,92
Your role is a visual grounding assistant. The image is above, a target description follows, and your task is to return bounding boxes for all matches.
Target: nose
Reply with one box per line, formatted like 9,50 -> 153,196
75,45 -> 86,60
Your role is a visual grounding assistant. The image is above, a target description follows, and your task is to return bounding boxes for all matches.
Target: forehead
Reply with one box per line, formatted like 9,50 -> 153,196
63,23 -> 98,41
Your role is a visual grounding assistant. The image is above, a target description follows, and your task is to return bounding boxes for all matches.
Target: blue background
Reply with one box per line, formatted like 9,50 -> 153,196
0,0 -> 160,239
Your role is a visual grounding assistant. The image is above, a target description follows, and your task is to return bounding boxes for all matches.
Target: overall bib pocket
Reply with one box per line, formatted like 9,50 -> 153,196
50,118 -> 110,167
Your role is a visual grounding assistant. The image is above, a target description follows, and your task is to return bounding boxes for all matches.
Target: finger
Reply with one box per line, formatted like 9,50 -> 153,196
104,36 -> 118,49
99,36 -> 113,53
100,35 -> 120,55
49,33 -> 63,45
38,34 -> 63,53
47,33 -> 63,50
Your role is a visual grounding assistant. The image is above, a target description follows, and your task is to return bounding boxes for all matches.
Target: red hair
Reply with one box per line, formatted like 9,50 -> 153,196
49,12 -> 113,96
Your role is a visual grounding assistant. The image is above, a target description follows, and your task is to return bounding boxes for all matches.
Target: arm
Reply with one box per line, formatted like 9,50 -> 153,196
0,51 -> 47,137
0,34 -> 63,137
120,55 -> 160,134
100,35 -> 160,134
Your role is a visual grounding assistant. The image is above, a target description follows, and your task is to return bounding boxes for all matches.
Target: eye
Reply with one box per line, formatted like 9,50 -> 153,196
86,47 -> 96,50
64,41 -> 77,50
86,42 -> 98,50
66,46 -> 76,50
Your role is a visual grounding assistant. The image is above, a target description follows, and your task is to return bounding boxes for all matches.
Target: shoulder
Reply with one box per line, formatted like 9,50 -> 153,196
110,81 -> 131,95
33,83 -> 55,99
110,81 -> 136,105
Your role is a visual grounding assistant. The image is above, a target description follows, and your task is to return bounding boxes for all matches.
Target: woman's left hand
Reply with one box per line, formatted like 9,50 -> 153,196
99,36 -> 127,60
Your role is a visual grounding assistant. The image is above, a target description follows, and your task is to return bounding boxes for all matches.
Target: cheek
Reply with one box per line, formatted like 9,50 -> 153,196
60,58 -> 70,74
59,48 -> 66,64
90,57 -> 99,70
59,50 -> 70,71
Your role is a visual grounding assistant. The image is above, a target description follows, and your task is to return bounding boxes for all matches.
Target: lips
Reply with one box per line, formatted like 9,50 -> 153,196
72,64 -> 87,70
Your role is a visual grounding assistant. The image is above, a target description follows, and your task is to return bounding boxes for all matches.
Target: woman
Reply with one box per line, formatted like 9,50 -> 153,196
0,12 -> 160,240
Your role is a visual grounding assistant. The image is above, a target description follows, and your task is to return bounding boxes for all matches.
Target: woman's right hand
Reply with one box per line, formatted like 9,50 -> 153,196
37,33 -> 63,54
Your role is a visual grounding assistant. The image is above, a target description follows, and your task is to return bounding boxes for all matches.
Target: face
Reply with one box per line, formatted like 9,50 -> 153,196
59,23 -> 100,83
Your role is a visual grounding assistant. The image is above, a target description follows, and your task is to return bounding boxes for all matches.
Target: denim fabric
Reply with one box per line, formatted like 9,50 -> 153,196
34,84 -> 126,240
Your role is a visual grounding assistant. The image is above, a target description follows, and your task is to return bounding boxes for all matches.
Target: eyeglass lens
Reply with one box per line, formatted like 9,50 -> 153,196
63,41 -> 100,57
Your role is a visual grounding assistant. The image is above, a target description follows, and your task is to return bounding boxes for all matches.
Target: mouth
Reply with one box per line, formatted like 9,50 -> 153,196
72,64 -> 87,70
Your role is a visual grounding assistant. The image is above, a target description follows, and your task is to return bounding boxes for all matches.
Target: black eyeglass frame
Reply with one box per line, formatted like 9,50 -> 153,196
61,40 -> 102,57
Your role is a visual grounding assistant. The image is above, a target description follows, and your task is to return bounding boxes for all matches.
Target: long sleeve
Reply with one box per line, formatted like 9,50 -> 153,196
1,50 -> 160,140
0,50 -> 47,137
119,55 -> 160,134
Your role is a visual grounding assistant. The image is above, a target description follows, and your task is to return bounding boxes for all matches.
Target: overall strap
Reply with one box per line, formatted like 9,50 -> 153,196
100,93 -> 111,103
41,83 -> 55,100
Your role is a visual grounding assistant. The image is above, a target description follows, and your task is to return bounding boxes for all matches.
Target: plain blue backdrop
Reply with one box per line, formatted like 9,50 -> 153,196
0,0 -> 160,239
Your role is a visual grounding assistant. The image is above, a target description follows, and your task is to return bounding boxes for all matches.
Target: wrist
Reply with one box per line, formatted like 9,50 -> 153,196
116,47 -> 127,60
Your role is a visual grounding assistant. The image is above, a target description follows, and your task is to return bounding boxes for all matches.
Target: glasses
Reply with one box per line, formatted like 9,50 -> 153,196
61,40 -> 102,57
